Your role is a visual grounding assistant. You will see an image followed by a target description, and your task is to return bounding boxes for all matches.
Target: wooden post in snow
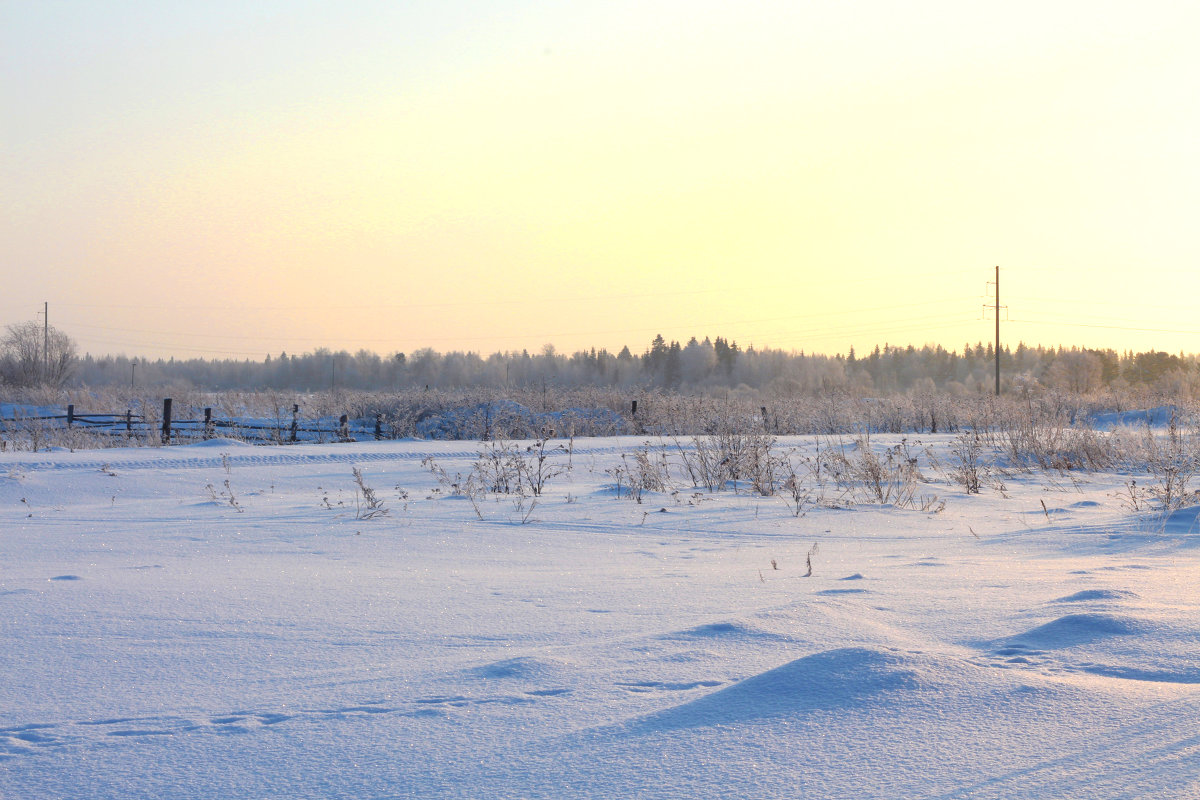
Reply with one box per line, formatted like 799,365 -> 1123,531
161,398 -> 172,445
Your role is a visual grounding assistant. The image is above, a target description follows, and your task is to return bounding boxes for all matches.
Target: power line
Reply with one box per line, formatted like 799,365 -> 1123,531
1007,295 -> 1200,314
47,265 -> 1200,360
59,296 -> 980,350
45,268 -> 978,314
73,312 -> 982,359
1011,318 -> 1200,336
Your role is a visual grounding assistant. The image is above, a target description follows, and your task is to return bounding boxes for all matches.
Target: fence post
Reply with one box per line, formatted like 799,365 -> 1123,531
339,414 -> 349,441
291,404 -> 299,442
204,407 -> 213,439
631,400 -> 638,416
374,413 -> 382,441
67,404 -> 74,427
126,409 -> 132,434
161,398 -> 172,445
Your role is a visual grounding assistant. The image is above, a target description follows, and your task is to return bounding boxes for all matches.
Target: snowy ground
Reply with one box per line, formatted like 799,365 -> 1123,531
1,435 -> 1198,799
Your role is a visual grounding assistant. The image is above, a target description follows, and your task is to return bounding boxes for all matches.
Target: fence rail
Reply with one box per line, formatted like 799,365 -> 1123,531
0,400 -> 394,446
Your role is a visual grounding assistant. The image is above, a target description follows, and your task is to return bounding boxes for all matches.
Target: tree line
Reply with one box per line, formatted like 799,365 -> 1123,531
63,339 -> 1200,396
4,319 -> 1199,396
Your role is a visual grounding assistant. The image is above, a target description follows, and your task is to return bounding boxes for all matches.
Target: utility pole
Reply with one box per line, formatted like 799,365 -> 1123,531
983,267 -> 1006,396
42,301 -> 49,384
994,266 -> 1000,396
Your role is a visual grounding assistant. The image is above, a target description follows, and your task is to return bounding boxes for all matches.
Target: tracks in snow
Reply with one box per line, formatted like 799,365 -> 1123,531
2,444 -> 632,475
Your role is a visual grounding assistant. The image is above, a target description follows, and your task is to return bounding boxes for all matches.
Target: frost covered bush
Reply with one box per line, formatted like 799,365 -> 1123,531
950,432 -> 983,494
1144,411 -> 1200,510
413,399 -> 626,441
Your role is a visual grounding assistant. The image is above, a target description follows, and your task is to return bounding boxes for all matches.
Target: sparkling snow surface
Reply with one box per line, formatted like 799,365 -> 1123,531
2,436 -> 1198,799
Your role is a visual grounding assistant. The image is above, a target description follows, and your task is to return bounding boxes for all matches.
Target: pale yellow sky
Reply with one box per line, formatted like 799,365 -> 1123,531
4,1 -> 1200,359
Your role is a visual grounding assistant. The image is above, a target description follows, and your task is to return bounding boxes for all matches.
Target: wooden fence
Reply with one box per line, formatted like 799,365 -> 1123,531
0,400 -> 396,445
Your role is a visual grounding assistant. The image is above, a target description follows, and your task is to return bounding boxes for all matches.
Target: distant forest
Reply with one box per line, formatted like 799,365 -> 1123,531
70,335 -> 1200,396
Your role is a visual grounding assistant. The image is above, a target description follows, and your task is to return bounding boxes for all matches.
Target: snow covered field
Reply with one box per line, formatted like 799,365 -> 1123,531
2,434 -> 1198,799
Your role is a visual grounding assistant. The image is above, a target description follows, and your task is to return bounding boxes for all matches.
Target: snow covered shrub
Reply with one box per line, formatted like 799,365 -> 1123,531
7,412 -> 47,452
667,408 -> 778,492
849,440 -> 888,501
778,451 -> 812,516
819,438 -> 924,506
951,431 -> 983,494
859,440 -> 922,506
414,398 -> 626,441
630,441 -> 670,493
606,456 -> 642,503
1059,423 -> 1119,471
863,396 -> 913,435
605,443 -> 671,503
673,433 -> 725,492
810,393 -> 854,435
1144,411 -> 1199,511
516,435 -> 569,497
995,394 -> 1119,472
472,439 -> 523,494
743,431 -> 781,496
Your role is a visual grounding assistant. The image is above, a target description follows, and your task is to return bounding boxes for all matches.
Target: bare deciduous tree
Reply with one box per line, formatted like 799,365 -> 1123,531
1,320 -> 78,387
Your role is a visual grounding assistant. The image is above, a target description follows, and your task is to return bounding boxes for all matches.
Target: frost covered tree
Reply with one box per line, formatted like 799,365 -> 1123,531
0,320 -> 78,387
1045,350 -> 1103,394
680,337 -> 716,384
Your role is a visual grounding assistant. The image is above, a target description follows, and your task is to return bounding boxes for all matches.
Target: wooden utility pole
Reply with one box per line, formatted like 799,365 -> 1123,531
983,267 -> 1005,396
994,266 -> 1000,395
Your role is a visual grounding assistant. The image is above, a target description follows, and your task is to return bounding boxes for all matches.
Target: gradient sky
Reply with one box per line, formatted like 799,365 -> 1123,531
4,1 -> 1200,360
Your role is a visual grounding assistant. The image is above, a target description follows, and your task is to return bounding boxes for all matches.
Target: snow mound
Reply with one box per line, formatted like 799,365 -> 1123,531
1089,405 -> 1177,429
468,656 -> 567,681
634,647 -> 921,730
1008,613 -> 1144,649
677,622 -> 748,638
1160,505 -> 1200,534
663,621 -> 788,642
1080,664 -> 1200,684
1050,589 -> 1139,604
